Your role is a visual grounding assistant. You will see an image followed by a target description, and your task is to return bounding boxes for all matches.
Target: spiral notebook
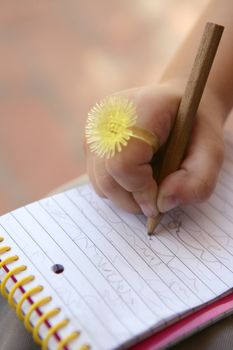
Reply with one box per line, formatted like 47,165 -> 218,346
1,135 -> 233,350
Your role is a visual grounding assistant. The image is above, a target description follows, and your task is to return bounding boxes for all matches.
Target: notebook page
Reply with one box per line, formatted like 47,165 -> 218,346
0,138 -> 233,350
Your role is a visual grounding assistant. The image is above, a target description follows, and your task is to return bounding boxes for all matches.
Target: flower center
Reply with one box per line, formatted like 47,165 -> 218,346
107,117 -> 123,135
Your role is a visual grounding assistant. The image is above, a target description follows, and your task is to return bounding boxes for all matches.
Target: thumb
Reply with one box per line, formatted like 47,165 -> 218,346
157,117 -> 224,212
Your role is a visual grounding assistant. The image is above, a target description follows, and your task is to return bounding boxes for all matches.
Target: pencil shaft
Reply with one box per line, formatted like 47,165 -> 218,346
148,22 -> 224,234
158,22 -> 224,182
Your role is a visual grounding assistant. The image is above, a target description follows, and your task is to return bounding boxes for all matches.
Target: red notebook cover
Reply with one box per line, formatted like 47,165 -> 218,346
131,292 -> 233,350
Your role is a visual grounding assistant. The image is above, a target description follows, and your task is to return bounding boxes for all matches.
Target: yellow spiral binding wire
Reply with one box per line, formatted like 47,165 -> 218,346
0,246 -> 11,254
1,265 -> 27,298
16,285 -> 44,320
24,296 -> 52,332
42,319 -> 69,350
8,275 -> 35,308
33,308 -> 61,344
79,345 -> 91,350
0,237 -> 90,350
56,332 -> 80,350
0,255 -> 19,269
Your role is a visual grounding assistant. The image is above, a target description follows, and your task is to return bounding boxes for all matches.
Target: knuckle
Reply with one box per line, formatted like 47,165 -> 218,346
97,173 -> 118,195
192,177 -> 213,202
107,157 -> 129,177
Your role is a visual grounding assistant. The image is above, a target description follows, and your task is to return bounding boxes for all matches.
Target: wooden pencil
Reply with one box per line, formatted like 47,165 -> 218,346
147,22 -> 224,235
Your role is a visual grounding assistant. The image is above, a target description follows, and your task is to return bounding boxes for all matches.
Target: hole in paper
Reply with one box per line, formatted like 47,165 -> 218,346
51,264 -> 64,274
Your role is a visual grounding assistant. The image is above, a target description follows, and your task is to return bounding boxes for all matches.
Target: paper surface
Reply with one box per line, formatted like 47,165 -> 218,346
1,137 -> 233,350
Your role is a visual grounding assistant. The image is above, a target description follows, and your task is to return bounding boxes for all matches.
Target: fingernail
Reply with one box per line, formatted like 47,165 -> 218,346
158,195 -> 180,213
140,203 -> 158,218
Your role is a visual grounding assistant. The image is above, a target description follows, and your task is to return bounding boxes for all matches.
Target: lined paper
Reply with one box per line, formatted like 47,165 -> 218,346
1,137 -> 233,349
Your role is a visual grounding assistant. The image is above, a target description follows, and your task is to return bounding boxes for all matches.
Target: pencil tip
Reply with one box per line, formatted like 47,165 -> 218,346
147,213 -> 164,236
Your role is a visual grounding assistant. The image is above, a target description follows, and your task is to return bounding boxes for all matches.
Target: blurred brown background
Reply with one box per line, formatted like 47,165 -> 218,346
1,0 -> 231,214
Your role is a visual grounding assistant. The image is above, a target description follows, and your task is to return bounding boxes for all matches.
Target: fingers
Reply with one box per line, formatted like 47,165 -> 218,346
87,148 -> 141,213
106,137 -> 159,216
87,137 -> 158,215
85,85 -> 181,215
157,117 -> 225,212
96,155 -> 141,213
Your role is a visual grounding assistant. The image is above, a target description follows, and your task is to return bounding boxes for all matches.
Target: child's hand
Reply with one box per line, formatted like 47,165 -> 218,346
85,82 -> 225,217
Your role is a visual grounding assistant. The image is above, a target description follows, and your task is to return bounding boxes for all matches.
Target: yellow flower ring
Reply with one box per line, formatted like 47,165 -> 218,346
85,96 -> 159,158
